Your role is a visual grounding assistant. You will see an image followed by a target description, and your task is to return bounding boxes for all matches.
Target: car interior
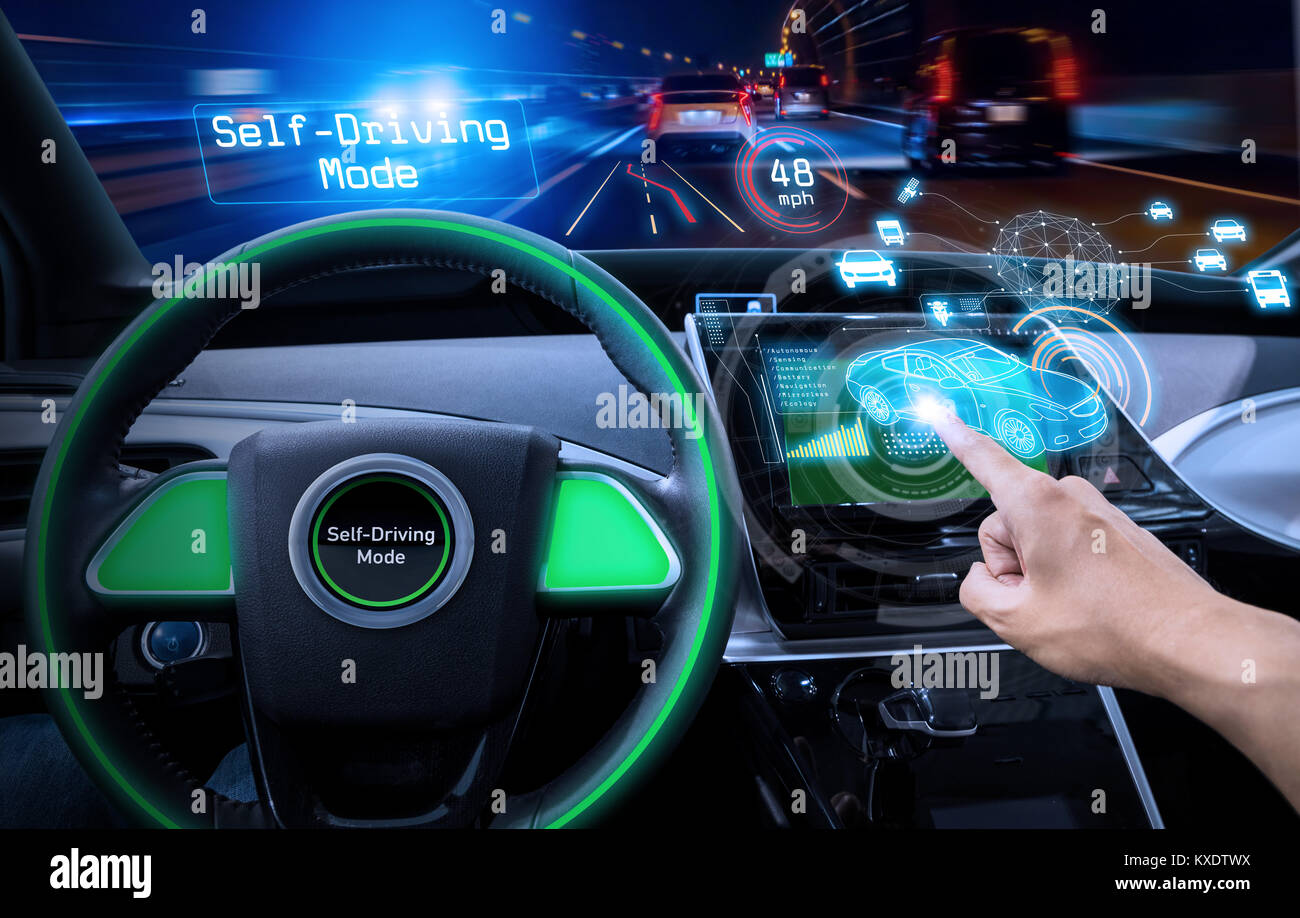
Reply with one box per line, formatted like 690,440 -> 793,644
1,0 -> 1298,850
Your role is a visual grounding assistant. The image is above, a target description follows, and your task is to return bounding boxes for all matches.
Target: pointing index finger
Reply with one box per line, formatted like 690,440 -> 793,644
931,410 -> 1040,509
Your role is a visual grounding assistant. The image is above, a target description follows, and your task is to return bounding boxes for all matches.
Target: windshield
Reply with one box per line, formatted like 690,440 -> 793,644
953,350 -> 1025,382
4,0 -> 1296,273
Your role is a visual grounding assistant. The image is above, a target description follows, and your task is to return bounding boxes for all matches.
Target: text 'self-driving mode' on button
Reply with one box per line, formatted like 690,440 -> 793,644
309,474 -> 454,609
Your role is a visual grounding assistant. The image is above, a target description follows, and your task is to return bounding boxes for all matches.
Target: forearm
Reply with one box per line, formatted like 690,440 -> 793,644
1145,597 -> 1300,811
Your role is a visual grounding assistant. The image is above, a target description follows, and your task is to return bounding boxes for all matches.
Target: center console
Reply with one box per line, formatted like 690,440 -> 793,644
689,310 -> 1222,639
685,300 -> 1300,828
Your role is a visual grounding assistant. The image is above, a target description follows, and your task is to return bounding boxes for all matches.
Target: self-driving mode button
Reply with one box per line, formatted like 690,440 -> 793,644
311,475 -> 454,609
288,454 -> 476,629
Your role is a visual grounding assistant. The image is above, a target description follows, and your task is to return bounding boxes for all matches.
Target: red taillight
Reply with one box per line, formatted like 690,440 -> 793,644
933,56 -> 954,103
820,73 -> 829,87
1053,53 -> 1079,99
738,91 -> 752,126
778,74 -> 785,89
648,93 -> 663,131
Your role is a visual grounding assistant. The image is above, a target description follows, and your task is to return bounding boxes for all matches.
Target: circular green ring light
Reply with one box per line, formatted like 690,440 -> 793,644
286,452 -> 474,630
34,216 -> 725,830
309,475 -> 453,609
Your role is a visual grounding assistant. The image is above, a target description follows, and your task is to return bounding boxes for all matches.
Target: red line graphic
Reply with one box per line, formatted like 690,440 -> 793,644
626,164 -> 696,223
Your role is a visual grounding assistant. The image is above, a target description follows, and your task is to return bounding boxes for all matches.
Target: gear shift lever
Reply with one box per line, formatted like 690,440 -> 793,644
878,687 -> 977,737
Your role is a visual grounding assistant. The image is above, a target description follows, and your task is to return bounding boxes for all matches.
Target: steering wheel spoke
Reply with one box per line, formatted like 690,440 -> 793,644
536,454 -> 682,616
84,461 -> 236,627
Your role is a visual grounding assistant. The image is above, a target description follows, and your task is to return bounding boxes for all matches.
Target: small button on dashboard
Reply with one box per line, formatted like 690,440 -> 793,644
141,621 -> 206,669
1076,455 -> 1152,495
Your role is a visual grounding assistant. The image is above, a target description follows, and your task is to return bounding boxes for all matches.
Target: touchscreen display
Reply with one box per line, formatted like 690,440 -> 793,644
696,314 -> 1112,508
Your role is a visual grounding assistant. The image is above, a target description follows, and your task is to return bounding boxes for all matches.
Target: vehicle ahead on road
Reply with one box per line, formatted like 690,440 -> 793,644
1194,248 -> 1228,271
1212,218 -> 1248,242
836,249 -> 897,287
1247,269 -> 1291,308
903,27 -> 1076,171
647,72 -> 755,158
1149,202 -> 1174,220
753,80 -> 775,100
845,339 -> 1107,459
775,65 -> 830,120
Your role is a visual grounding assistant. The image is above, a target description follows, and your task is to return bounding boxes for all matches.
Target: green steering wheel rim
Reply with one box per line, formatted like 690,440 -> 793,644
27,211 -> 738,829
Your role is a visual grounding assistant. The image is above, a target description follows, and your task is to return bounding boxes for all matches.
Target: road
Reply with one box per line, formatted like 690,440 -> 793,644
95,99 -> 1300,279
525,104 -> 1300,273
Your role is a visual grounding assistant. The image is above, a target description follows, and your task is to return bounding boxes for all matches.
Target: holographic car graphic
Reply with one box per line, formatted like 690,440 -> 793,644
836,249 -> 897,288
1193,248 -> 1227,272
1148,201 -> 1173,220
1211,218 -> 1247,242
845,338 -> 1108,458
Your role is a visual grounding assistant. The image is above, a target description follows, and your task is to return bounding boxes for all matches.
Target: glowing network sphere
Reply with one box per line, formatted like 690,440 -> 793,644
993,211 -> 1122,320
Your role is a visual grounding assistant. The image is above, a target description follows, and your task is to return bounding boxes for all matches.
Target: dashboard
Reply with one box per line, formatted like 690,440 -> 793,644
7,247 -> 1300,648
3,244 -> 1300,833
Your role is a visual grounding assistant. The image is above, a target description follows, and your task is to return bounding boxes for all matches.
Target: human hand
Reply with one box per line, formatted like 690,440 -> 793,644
932,411 -> 1223,692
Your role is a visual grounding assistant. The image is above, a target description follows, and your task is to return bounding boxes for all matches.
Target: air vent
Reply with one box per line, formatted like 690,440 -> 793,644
0,444 -> 214,530
0,372 -> 82,395
805,562 -> 963,619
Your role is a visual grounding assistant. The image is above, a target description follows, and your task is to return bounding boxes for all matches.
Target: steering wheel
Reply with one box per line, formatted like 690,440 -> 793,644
24,210 -> 744,828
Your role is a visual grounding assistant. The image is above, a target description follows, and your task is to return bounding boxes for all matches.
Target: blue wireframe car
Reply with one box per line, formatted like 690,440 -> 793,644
845,339 -> 1108,458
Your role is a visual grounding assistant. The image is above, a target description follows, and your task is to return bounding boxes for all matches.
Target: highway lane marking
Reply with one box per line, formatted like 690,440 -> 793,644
661,160 -> 745,231
1064,154 -> 1300,206
565,160 -> 622,237
634,161 -> 659,236
624,163 -> 696,222
496,125 -> 643,230
491,160 -> 585,222
831,111 -> 906,130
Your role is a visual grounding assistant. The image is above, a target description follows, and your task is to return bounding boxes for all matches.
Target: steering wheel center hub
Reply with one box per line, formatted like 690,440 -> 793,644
289,453 -> 474,629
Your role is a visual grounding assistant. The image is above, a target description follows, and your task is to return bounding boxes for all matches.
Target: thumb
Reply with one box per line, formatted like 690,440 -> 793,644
959,561 -> 1022,627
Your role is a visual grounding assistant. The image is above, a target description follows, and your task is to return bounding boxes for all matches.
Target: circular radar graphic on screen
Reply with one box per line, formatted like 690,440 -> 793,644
993,210 -> 1122,321
734,127 -> 848,233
